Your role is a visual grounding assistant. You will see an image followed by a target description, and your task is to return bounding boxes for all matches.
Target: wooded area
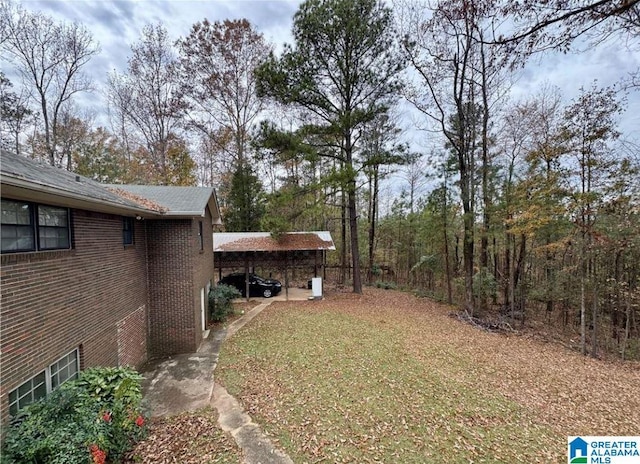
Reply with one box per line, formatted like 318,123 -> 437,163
1,0 -> 639,359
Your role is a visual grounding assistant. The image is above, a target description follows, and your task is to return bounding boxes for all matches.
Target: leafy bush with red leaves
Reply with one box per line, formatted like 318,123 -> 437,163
2,367 -> 147,463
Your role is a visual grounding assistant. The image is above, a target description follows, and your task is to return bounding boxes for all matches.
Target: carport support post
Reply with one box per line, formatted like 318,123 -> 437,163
285,251 -> 289,301
323,250 -> 327,282
244,252 -> 250,302
314,251 -> 318,277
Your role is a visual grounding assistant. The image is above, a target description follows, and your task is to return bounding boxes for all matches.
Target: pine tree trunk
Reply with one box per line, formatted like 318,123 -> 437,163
368,166 -> 379,285
443,185 -> 453,305
340,187 -> 347,286
580,277 -> 587,356
349,183 -> 362,294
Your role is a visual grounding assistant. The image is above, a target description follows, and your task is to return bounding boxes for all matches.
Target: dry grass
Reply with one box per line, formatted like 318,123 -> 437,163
216,287 -> 640,463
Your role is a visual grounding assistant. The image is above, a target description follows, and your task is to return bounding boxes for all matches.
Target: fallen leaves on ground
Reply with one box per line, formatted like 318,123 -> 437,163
123,408 -> 242,463
216,287 -> 640,464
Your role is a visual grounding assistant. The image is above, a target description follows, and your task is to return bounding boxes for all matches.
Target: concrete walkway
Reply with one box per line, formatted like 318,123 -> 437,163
213,383 -> 293,464
141,299 -> 294,464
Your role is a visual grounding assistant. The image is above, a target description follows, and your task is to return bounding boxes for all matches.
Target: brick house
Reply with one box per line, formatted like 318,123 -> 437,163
0,150 -> 221,423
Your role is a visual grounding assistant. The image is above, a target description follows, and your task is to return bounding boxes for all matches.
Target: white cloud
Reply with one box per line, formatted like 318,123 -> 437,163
6,1 -> 639,144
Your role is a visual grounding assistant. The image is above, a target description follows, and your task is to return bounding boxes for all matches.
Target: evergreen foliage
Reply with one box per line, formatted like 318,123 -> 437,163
209,284 -> 242,323
223,164 -> 266,232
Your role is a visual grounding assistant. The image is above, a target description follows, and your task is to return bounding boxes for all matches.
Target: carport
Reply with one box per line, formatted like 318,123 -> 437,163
213,231 -> 335,300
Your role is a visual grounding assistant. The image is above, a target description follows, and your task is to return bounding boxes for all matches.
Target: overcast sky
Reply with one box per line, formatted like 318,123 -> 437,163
7,0 -> 640,152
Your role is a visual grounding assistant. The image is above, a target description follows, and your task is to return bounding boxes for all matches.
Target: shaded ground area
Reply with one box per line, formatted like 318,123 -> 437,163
124,408 -> 242,463
139,288 -> 312,417
216,288 -> 640,463
134,297 -> 303,464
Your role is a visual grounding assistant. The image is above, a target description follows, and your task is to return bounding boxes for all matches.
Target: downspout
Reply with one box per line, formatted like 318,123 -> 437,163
244,252 -> 250,302
285,250 -> 289,301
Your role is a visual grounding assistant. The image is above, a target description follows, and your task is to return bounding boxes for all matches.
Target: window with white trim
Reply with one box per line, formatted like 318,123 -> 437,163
1,199 -> 71,253
50,349 -> 79,390
8,349 -> 79,416
8,371 -> 46,416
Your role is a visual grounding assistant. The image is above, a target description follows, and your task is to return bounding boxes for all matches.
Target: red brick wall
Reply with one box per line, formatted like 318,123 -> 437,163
146,219 -> 196,358
117,305 -> 147,367
0,208 -> 149,424
191,207 -> 215,348
145,209 -> 215,358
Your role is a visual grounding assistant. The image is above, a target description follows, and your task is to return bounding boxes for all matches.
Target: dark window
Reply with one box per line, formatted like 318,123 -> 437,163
1,200 -> 70,253
50,349 -> 79,390
1,199 -> 35,252
198,221 -> 204,250
123,217 -> 134,245
38,205 -> 70,250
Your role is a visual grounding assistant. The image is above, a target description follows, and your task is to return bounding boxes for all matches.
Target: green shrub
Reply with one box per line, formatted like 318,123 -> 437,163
622,338 -> 640,361
375,281 -> 397,290
74,366 -> 143,408
472,268 -> 497,302
2,366 -> 147,464
2,384 -> 103,464
209,284 -> 242,323
370,264 -> 382,277
74,367 -> 146,460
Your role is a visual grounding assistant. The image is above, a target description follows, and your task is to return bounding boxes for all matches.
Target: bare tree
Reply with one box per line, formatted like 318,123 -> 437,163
495,0 -> 640,53
399,0 -> 510,313
1,1 -> 99,166
562,85 -> 623,356
178,19 -> 272,170
107,23 -> 186,184
494,0 -> 640,87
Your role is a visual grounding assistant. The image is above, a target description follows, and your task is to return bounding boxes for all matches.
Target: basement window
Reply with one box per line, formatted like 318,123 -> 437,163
7,371 -> 46,416
8,349 -> 79,416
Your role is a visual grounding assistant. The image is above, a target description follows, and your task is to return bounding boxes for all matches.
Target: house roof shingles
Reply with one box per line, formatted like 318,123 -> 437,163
0,149 -> 152,213
105,185 -> 215,216
1,150 -> 221,223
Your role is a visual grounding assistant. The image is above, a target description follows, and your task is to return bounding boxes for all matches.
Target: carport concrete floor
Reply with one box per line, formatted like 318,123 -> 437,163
138,288 -> 318,462
238,286 -> 315,303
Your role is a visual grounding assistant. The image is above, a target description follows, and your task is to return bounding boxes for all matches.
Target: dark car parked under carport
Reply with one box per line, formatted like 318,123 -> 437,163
218,272 -> 282,298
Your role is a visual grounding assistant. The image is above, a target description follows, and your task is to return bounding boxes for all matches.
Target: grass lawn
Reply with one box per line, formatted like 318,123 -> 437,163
216,288 -> 640,463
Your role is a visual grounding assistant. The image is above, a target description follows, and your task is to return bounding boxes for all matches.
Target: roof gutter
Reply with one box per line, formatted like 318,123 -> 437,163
162,211 -> 204,216
161,211 -> 223,225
